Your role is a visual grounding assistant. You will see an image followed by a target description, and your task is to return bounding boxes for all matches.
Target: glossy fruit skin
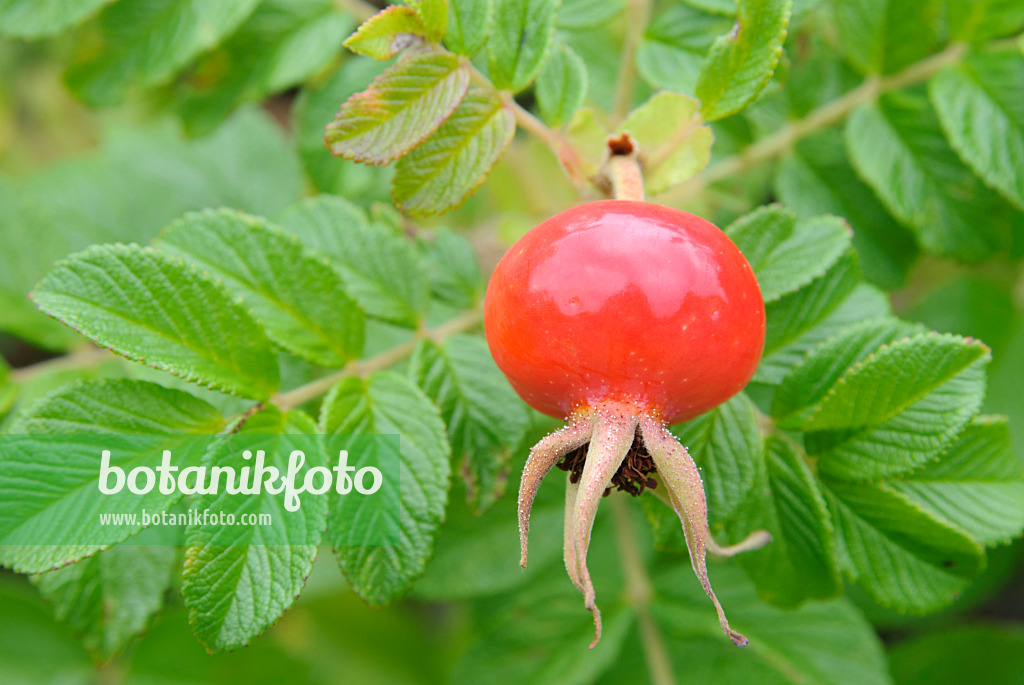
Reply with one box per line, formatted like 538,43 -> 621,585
484,200 -> 766,425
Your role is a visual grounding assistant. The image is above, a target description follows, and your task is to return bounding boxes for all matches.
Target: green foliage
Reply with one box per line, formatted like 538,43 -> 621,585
695,0 -> 793,121
320,372 -> 451,605
486,0 -> 558,93
3,0 -> 1024,679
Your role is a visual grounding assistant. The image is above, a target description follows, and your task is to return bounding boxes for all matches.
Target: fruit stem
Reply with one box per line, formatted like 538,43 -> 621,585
605,154 -> 645,202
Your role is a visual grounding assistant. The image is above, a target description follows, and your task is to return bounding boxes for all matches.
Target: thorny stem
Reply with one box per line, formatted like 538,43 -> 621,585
611,495 -> 676,685
497,91 -> 589,192
612,0 -> 652,123
273,308 -> 483,411
665,41 -> 971,204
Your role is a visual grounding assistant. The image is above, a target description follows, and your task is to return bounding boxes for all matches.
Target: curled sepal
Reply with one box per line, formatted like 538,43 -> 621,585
569,407 -> 638,649
639,414 -> 749,646
518,410 -> 596,568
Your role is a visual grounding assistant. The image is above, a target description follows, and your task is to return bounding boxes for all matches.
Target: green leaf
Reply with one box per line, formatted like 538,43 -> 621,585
0,176 -> 79,350
451,573 -> 633,684
831,0 -> 940,74
324,48 -> 470,164
177,0 -> 353,136
31,244 -> 280,398
293,59 -> 393,200
320,372 -> 451,605
276,195 -> 429,328
845,92 -> 1017,261
821,478 -> 985,611
486,0 -> 558,92
929,50 -> 1024,209
652,561 -> 890,685
344,5 -> 429,60
730,437 -> 841,607
1,380 -> 224,573
155,209 -> 364,368
182,407 -> 325,652
417,227 -> 483,308
755,253 -> 891,385
775,131 -> 918,289
637,5 -> 732,96
619,92 -> 713,194
536,42 -> 588,127
889,624 -> 1024,685
695,0 -> 793,121
444,0 -> 491,56
773,317 -> 924,424
945,0 -> 1024,41
725,205 -> 852,302
392,88 -> 515,216
0,586 -> 92,684
670,393 -> 761,522
409,0 -> 448,40
802,334 -> 990,480
32,543 -> 176,660
0,0 -> 113,39
557,0 -> 623,28
888,416 -> 1024,546
409,335 -> 529,512
66,0 -> 261,105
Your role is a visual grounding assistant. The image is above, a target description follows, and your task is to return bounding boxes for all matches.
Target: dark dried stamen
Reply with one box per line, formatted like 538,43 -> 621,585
556,430 -> 657,497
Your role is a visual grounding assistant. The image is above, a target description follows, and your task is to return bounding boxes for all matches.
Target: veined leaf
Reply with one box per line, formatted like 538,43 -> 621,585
670,393 -> 761,522
177,0 -> 353,136
417,227 -> 483,308
31,244 -> 280,398
804,334 -> 989,480
0,0 -> 113,39
929,50 -> 1024,209
409,335 -> 529,512
773,317 -> 925,424
182,407 -> 325,652
637,4 -> 732,96
66,0 -> 261,106
695,0 -> 792,121
32,542 -> 175,660
730,437 -> 841,607
409,0 -> 448,40
945,0 -> 1024,41
155,209 -> 364,368
344,5 -> 429,60
754,253 -> 892,385
536,42 -> 588,127
832,0 -> 940,74
320,372 -> 451,605
325,48 -> 470,164
845,93 -> 1017,261
889,416 -> 1024,546
775,131 -> 918,289
557,0 -> 623,28
0,380 -> 224,573
392,88 -> 515,216
652,561 -> 890,685
486,0 -> 558,93
444,0 -> 491,56
822,478 -> 985,612
725,205 -> 852,302
620,92 -> 713,194
276,196 -> 429,328
293,59 -> 393,199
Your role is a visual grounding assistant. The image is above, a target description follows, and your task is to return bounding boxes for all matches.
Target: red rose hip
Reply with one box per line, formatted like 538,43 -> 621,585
484,200 -> 769,649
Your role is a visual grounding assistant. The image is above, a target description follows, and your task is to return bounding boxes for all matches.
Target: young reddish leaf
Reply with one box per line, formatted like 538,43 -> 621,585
325,48 -> 470,165
344,6 -> 429,60
392,88 -> 514,216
